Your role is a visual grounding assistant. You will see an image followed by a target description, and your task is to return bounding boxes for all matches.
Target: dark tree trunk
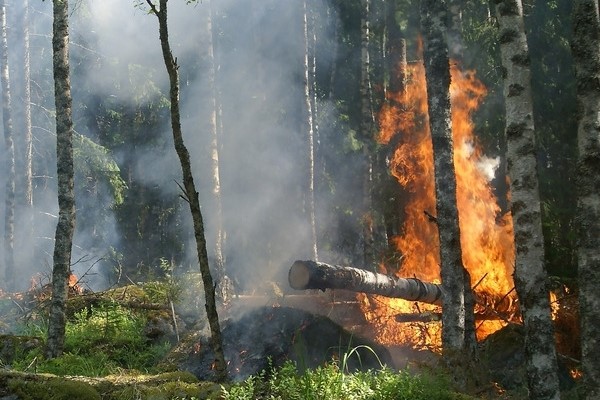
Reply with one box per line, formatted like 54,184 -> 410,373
493,1 -> 560,398
572,1 -> 600,398
146,0 -> 227,382
442,0 -> 478,356
289,260 -> 443,305
46,0 -> 76,359
380,1 -> 407,245
0,0 -> 15,290
421,0 -> 468,354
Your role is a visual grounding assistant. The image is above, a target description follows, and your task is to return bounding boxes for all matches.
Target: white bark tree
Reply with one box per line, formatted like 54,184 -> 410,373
0,0 -> 15,290
303,0 -> 318,261
493,1 -> 560,398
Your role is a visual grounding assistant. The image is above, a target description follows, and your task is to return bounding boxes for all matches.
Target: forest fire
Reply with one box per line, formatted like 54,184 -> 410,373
360,59 -> 517,349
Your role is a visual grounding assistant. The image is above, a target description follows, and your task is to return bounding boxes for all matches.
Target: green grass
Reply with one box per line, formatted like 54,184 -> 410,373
221,360 -> 475,400
12,303 -> 171,376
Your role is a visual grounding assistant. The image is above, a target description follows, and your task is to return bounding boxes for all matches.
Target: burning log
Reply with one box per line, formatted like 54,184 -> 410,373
394,311 -> 509,323
288,260 -> 443,306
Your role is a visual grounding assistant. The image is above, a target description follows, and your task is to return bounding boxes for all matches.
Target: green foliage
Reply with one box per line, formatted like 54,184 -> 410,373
12,304 -> 171,377
221,360 -> 472,400
140,258 -> 184,304
74,133 -> 127,207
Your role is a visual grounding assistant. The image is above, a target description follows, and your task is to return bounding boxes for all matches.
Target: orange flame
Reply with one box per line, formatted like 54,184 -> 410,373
361,58 -> 516,348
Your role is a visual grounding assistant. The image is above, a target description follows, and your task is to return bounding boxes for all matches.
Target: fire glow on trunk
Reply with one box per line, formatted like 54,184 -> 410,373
359,59 -> 517,350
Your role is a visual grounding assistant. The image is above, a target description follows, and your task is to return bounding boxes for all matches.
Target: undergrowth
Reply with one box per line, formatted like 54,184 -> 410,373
12,302 -> 171,376
221,360 -> 474,400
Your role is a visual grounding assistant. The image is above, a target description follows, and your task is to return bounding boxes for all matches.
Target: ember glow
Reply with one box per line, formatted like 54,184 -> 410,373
359,58 -> 517,349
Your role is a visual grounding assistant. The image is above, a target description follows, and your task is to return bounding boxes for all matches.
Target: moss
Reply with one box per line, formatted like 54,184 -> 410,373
8,377 -> 101,400
109,380 -> 211,400
149,370 -> 199,384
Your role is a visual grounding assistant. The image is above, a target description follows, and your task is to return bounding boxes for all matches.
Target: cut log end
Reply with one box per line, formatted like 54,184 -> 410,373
289,261 -> 311,290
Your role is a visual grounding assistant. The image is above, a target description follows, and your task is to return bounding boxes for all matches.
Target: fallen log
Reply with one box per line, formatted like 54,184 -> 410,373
288,260 -> 443,306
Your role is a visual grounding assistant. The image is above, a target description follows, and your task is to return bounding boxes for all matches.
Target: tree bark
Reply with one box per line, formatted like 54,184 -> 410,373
289,260 -> 443,305
206,0 -> 228,303
0,0 -> 15,290
421,0 -> 468,354
303,0 -> 318,261
440,0 -> 478,356
572,1 -> 600,398
46,0 -> 76,359
22,0 -> 33,209
493,1 -> 560,399
360,0 -> 375,268
146,0 -> 227,382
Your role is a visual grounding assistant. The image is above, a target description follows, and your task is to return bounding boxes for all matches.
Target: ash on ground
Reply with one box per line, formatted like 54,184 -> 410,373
162,306 -> 393,381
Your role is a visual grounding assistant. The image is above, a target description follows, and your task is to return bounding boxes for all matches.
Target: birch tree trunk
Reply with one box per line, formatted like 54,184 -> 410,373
0,0 -> 15,290
493,1 -> 560,398
23,0 -> 33,209
303,0 -> 318,261
360,0 -> 375,268
420,0 -> 467,354
145,0 -> 227,382
443,0 -> 478,355
46,0 -> 76,358
207,0 -> 228,302
571,1 -> 600,398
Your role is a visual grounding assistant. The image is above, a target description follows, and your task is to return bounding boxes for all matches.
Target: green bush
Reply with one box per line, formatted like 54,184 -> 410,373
221,360 -> 473,400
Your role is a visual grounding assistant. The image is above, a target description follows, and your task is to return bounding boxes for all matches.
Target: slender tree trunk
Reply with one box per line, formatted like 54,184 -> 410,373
572,1 -> 600,398
381,3 -> 407,244
420,0 -> 466,354
303,0 -> 318,261
385,0 -> 406,97
23,0 -> 33,209
207,0 -> 227,302
0,0 -> 15,291
493,1 -> 560,399
308,0 -> 320,245
46,0 -> 76,359
444,0 -> 478,356
146,0 -> 227,382
360,0 -> 375,268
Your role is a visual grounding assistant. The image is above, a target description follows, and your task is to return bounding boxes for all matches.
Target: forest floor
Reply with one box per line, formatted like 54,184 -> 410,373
0,279 -> 582,399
